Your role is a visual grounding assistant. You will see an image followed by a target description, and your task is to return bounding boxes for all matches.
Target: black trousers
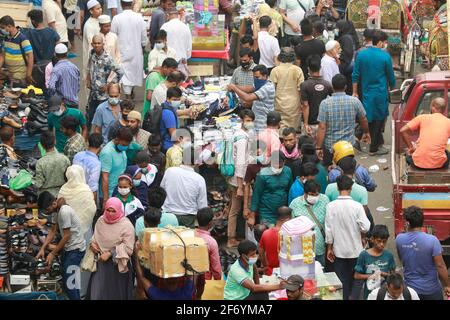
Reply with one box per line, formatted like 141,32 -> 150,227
333,257 -> 358,300
369,120 -> 385,153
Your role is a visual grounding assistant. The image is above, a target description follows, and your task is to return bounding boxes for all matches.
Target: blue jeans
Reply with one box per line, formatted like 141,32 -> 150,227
333,257 -> 358,300
418,290 -> 444,300
62,249 -> 85,300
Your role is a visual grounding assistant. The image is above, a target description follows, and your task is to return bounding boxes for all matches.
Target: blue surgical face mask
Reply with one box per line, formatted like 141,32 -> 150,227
171,100 -> 181,108
254,78 -> 267,91
133,179 -> 141,187
109,97 -> 120,106
116,144 -> 128,152
247,255 -> 258,265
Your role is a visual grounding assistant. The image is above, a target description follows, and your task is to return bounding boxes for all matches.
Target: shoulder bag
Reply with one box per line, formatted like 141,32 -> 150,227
306,206 -> 326,239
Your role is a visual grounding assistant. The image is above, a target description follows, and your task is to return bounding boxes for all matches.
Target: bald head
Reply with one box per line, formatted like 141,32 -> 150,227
92,34 -> 104,54
431,97 -> 446,114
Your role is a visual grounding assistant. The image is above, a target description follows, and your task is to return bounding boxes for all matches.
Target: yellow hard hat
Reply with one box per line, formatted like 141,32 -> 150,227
332,141 -> 355,164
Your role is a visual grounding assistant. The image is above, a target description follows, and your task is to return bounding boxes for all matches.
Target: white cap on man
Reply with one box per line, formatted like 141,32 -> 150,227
121,0 -> 133,2
55,43 -> 68,54
325,40 -> 338,52
87,0 -> 100,10
98,15 -> 111,24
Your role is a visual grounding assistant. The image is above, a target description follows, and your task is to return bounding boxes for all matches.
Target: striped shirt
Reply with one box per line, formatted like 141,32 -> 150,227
317,92 -> 366,151
3,31 -> 32,81
48,59 -> 81,105
230,62 -> 256,87
253,81 -> 275,131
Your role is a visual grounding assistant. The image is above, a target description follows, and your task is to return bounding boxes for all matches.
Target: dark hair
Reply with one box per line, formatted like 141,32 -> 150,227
60,115 -> 80,132
336,175 -> 353,191
266,111 -> 281,126
148,134 -> 162,147
265,0 -> 276,8
339,156 -> 357,175
403,206 -> 424,228
303,153 -> 320,164
363,28 -> 374,41
135,151 -> 150,165
240,35 -> 254,46
0,15 -> 15,27
148,186 -> 167,208
372,224 -> 390,240
166,71 -> 185,84
143,207 -> 161,227
238,240 -> 257,256
116,127 -> 134,142
120,99 -> 134,112
304,180 -> 320,194
197,207 -> 214,227
278,206 -> 292,220
290,36 -> 302,47
162,57 -> 178,69
253,64 -> 269,77
298,135 -> 314,149
332,74 -> 347,91
313,21 -> 325,34
37,191 -> 55,210
386,273 -> 404,290
259,15 -> 272,29
282,127 -> 296,137
0,126 -> 14,143
239,47 -> 253,58
27,10 -> 43,24
88,133 -> 103,148
155,29 -> 167,41
307,54 -> 322,72
372,30 -> 385,46
300,162 -> 318,177
301,19 -> 313,36
239,108 -> 255,121
40,131 -> 55,150
167,87 -> 182,99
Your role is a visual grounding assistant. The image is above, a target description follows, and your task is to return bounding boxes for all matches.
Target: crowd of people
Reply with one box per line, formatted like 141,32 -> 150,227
0,0 -> 449,301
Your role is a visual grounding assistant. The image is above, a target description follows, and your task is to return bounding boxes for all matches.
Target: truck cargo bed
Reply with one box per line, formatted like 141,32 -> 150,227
397,153 -> 450,185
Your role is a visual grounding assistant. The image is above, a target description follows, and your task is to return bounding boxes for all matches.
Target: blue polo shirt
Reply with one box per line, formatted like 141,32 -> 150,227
159,102 -> 179,152
92,101 -> 121,144
99,141 -> 127,197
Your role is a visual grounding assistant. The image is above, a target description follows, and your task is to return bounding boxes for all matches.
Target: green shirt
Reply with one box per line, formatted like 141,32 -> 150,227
354,250 -> 396,299
325,182 -> 368,205
143,72 -> 165,117
99,141 -> 127,197
48,108 -> 86,153
35,150 -> 71,197
224,260 -> 254,300
250,166 -> 293,226
126,141 -> 144,165
289,194 -> 329,256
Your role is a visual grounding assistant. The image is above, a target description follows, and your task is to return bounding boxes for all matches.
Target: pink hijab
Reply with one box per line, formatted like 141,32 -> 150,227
103,197 -> 125,224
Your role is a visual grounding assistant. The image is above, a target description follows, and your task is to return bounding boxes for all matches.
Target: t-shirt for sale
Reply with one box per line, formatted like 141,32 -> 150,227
396,231 -> 443,295
294,39 -> 326,79
354,250 -> 396,299
300,76 -> 333,124
259,227 -> 280,275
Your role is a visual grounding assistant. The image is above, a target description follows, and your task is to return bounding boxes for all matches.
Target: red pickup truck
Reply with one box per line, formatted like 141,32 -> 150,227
390,71 -> 450,260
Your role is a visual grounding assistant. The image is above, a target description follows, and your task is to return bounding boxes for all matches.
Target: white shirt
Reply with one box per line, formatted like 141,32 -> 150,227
367,287 -> 420,300
258,31 -> 280,69
320,54 -> 340,84
161,165 -> 208,215
160,18 -> 192,62
325,196 -> 370,259
148,46 -> 177,71
151,82 -> 168,108
107,0 -> 123,15
42,0 -> 68,43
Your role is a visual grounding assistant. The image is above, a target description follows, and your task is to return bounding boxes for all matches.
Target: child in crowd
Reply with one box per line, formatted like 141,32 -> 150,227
354,225 -> 396,299
288,162 -> 319,205
112,174 -> 145,226
135,151 -> 160,189
165,127 -> 192,170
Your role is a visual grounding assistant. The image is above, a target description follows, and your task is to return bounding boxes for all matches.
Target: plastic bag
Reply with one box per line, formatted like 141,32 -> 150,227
366,270 -> 382,291
9,170 -> 33,191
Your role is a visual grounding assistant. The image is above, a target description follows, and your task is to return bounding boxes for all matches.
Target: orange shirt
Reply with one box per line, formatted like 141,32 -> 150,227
408,113 -> 450,169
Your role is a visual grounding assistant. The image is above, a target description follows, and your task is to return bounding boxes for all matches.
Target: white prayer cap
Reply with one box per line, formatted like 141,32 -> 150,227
55,43 -> 68,54
121,0 -> 133,2
87,0 -> 100,10
325,40 -> 338,52
98,15 -> 111,24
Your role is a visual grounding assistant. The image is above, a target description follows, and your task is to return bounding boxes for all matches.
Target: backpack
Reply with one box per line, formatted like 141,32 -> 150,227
376,284 -> 412,300
142,102 -> 177,135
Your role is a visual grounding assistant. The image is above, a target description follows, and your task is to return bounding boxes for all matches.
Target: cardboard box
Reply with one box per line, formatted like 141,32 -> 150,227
0,2 -> 33,28
140,227 -> 209,278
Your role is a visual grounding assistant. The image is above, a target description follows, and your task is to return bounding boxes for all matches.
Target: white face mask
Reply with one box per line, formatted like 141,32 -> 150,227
155,42 -> 165,50
53,108 -> 64,116
272,167 -> 283,175
243,122 -> 255,130
181,141 -> 192,149
306,195 -> 320,205
118,187 -> 130,196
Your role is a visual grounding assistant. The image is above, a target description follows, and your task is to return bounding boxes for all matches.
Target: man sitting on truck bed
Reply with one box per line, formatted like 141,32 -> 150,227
400,97 -> 450,170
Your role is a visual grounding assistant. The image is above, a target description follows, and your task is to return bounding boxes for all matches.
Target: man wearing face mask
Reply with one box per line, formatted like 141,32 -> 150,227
148,30 -> 177,72
106,99 -> 135,142
224,240 -> 284,300
230,48 -> 256,93
288,162 -> 319,205
352,30 -> 395,156
47,95 -> 88,153
99,127 -> 134,206
228,65 -> 275,131
320,40 -> 341,84
92,83 -> 123,144
290,180 -> 329,266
